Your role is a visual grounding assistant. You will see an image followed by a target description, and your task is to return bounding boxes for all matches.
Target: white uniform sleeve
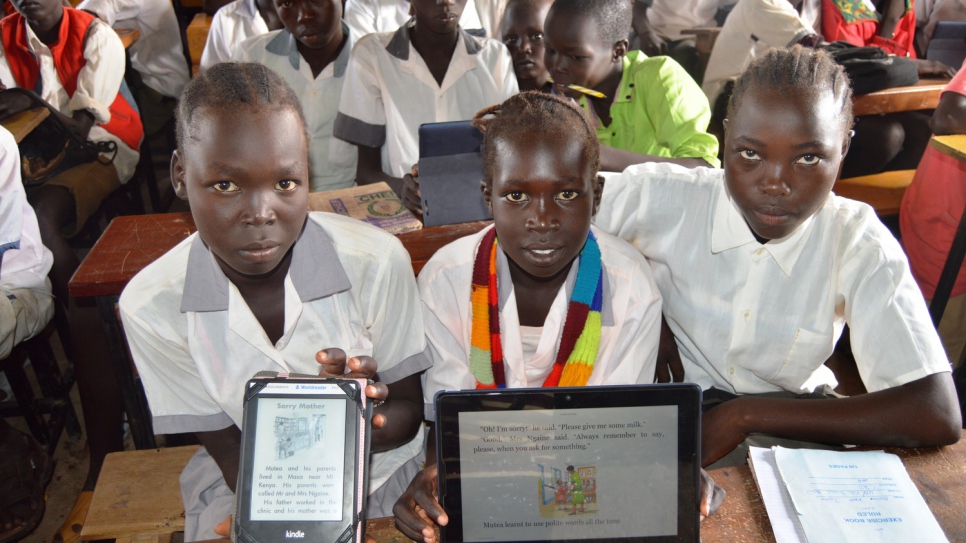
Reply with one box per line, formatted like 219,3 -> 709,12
334,36 -> 388,149
201,10 -> 232,70
745,0 -> 812,47
71,19 -> 126,124
77,0 -> 142,27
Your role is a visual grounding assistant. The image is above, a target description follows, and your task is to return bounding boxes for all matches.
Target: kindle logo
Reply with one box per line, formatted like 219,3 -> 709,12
285,531 -> 305,538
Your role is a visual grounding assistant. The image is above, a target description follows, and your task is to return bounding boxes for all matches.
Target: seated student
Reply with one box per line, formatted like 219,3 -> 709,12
499,0 -> 553,92
78,0 -> 190,137
544,0 -> 719,172
118,63 -> 430,541
393,92 -> 721,543
344,0 -> 485,38
630,0 -> 732,82
0,124 -> 55,543
900,58 -> 966,368
822,0 -> 959,178
594,46 -> 961,469
200,0 -> 283,71
334,0 -> 517,197
232,0 -> 358,192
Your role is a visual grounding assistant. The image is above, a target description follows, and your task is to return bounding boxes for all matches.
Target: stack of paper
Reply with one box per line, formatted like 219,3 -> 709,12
748,447 -> 948,543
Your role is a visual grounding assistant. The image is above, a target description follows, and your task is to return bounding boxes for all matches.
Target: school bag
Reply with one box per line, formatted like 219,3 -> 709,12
821,41 -> 919,95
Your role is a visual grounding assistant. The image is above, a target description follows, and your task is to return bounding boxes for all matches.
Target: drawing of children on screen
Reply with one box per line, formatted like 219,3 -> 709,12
567,466 -> 585,515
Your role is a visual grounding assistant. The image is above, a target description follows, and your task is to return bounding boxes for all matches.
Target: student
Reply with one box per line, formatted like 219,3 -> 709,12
334,0 -> 517,196
900,59 -> 966,368
232,0 -> 358,192
344,0 -> 485,38
200,0 -> 283,71
78,0 -> 190,136
118,63 -> 430,541
393,92 -> 721,543
594,46 -> 961,469
630,0 -> 733,81
499,0 -> 553,92
544,0 -> 719,172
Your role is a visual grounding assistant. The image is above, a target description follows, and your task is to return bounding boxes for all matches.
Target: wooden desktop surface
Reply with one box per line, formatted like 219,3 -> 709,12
931,134 -> 966,163
852,77 -> 949,117
68,212 -> 489,298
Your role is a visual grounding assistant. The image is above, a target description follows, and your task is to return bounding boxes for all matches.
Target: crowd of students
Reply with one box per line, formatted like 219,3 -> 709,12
0,0 -> 965,541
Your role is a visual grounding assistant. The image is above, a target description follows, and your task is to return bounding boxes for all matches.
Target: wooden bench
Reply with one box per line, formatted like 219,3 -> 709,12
833,169 -> 917,216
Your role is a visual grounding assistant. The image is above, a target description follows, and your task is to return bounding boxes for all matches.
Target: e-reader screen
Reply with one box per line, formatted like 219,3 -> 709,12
435,385 -> 700,543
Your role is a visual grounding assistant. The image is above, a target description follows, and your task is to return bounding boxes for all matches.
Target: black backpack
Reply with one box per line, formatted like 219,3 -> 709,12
822,41 -> 919,95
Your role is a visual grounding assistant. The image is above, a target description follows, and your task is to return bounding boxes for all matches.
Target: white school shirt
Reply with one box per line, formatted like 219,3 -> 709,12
119,212 -> 432,492
233,26 -> 358,192
419,225 -> 663,421
0,17 -> 138,182
647,0 -> 726,41
200,0 -> 270,71
334,20 -> 517,178
702,0 -> 813,105
594,163 -> 951,395
78,0 -> 190,99
344,0 -> 484,37
0,126 -> 53,360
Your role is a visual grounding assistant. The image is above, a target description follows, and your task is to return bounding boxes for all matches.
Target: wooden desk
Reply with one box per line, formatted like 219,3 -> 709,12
68,211 -> 489,448
853,77 -> 949,117
0,107 -> 49,143
115,27 -> 140,49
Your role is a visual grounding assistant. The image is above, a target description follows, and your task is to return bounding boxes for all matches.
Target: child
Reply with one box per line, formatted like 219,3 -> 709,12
900,58 -> 966,367
200,0 -> 283,70
232,0 -> 358,192
392,92 -> 721,543
593,46 -> 961,469
345,0 -> 485,37
566,466 -> 584,515
499,0 -> 553,92
554,479 -> 567,510
334,0 -> 517,196
543,0 -> 719,173
118,63 -> 430,541
630,0 -> 723,80
78,0 -> 190,136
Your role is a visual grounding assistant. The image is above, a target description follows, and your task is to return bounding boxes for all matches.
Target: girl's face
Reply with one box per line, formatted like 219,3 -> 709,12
723,87 -> 851,241
172,107 -> 309,277
500,1 -> 552,85
543,8 -> 620,96
482,130 -> 600,280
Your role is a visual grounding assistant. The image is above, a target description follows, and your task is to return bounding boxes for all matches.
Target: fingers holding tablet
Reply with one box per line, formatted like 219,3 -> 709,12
393,464 -> 448,543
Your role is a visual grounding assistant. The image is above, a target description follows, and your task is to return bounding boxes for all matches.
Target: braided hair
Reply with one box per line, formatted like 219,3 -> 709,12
175,62 -> 309,153
546,0 -> 632,46
726,46 -> 854,131
472,91 -> 600,184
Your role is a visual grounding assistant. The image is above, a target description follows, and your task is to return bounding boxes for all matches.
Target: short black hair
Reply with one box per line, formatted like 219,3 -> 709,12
472,91 -> 600,184
727,46 -> 854,131
175,62 -> 308,152
548,0 -> 632,46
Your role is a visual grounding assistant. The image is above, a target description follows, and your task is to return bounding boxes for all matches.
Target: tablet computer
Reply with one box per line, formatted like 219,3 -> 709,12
926,21 -> 966,69
434,384 -> 702,543
233,374 -> 372,543
418,121 -> 491,227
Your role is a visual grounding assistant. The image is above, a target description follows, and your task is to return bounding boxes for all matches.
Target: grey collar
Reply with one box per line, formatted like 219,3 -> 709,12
265,21 -> 353,77
180,217 -> 352,313
385,17 -> 483,61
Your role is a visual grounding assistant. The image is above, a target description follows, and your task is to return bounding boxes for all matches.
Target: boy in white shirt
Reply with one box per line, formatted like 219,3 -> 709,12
334,0 -> 517,196
78,0 -> 190,135
200,0 -> 282,71
232,0 -> 358,192
344,0 -> 486,37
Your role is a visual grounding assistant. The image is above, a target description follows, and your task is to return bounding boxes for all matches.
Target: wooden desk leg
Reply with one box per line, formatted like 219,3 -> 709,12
96,295 -> 157,449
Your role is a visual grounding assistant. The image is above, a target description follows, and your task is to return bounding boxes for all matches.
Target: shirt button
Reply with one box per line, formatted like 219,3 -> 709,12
729,366 -> 735,375
755,248 -> 765,256
742,310 -> 751,320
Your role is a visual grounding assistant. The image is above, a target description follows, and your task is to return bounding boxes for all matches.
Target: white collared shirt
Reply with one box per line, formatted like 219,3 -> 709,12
0,16 -> 139,182
78,0 -> 190,99
334,20 -> 517,178
344,0 -> 484,37
233,26 -> 358,192
702,0 -> 813,105
119,212 -> 431,491
594,163 -> 951,395
420,225 -> 663,421
0,126 -> 53,359
200,0 -> 270,71
647,0 -> 726,41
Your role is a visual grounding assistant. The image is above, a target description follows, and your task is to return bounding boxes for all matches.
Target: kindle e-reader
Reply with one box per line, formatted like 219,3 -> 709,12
434,384 -> 702,543
418,120 -> 491,227
233,373 -> 372,543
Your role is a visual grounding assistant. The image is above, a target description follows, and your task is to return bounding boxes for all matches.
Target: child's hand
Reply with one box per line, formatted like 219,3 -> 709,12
913,59 -> 958,78
316,348 -> 389,429
699,469 -> 725,521
0,91 -> 32,120
392,464 -> 447,543
402,164 -> 422,218
655,317 -> 684,383
214,515 -> 231,537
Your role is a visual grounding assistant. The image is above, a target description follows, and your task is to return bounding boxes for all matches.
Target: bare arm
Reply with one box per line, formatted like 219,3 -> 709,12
371,373 -> 424,452
631,1 -> 667,57
701,372 -> 961,467
931,91 -> 966,135
876,0 -> 906,40
356,144 -> 403,192
195,426 -> 242,493
600,145 -> 712,172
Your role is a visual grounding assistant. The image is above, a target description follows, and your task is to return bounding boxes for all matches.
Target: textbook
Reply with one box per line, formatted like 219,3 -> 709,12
748,447 -> 948,543
309,182 -> 422,235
